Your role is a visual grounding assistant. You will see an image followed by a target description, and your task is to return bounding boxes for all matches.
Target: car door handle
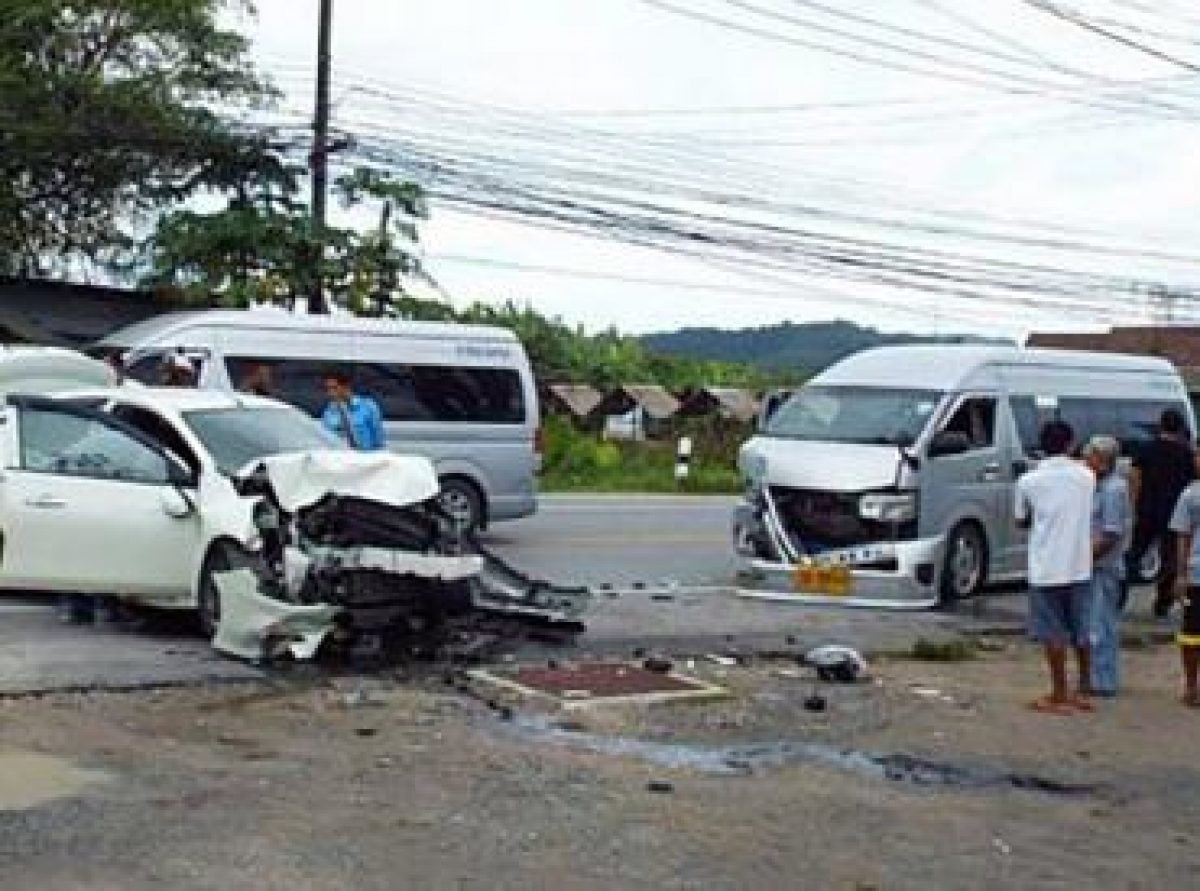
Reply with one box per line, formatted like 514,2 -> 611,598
979,462 -> 1002,482
25,495 -> 66,509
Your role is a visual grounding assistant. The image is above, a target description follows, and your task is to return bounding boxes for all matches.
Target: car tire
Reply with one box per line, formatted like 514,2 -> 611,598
939,522 -> 987,607
196,545 -> 233,639
438,477 -> 484,535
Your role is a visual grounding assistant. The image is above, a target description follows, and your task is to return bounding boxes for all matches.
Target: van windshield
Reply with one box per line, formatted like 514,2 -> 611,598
766,386 -> 943,445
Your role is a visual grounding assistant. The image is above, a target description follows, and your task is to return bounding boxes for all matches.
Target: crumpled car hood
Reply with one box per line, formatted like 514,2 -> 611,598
240,450 -> 440,512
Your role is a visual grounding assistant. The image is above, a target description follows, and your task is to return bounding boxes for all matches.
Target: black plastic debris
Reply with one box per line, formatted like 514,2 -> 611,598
646,780 -> 674,794
803,694 -> 828,713
643,656 -> 673,674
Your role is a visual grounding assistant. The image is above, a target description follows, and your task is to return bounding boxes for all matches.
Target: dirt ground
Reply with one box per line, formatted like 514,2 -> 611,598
2,641 -> 1200,890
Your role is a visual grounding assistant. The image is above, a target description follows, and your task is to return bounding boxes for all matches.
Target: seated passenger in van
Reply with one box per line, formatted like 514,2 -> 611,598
237,362 -> 276,398
159,352 -> 198,388
320,368 -> 386,451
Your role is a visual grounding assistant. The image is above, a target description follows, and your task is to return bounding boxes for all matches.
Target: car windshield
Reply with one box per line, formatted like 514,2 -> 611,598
184,406 -> 345,474
766,386 -> 943,445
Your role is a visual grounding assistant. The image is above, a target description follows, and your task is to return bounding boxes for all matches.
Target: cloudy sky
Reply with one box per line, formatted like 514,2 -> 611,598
240,0 -> 1200,337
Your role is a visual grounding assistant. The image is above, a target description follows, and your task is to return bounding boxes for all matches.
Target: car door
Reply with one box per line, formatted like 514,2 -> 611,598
921,394 -> 1007,576
0,398 -> 201,597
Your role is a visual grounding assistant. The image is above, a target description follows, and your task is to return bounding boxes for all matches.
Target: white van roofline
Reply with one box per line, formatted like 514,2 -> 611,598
98,308 -> 522,348
812,345 -> 1180,391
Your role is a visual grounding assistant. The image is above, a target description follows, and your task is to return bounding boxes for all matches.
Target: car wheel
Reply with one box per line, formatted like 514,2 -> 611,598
197,546 -> 233,639
438,477 -> 484,536
939,522 -> 986,607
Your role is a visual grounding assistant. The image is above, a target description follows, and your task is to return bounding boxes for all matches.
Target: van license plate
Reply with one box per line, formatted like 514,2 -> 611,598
792,564 -> 852,596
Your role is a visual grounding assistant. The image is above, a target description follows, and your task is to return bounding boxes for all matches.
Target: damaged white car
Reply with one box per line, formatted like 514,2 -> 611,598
0,349 -> 587,660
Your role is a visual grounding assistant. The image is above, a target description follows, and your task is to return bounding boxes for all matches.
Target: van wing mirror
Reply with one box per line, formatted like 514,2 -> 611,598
928,430 -> 972,458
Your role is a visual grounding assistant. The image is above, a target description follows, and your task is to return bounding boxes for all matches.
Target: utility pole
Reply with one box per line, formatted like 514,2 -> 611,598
309,0 -> 333,314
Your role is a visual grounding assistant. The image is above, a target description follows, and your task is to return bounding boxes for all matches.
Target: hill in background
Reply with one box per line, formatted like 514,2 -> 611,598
642,320 -> 1009,375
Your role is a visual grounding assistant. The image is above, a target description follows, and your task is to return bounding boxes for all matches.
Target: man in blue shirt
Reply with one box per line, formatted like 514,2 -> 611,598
320,369 -> 386,451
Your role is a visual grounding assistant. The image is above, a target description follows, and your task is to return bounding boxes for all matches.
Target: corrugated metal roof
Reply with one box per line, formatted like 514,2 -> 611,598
545,383 -> 603,417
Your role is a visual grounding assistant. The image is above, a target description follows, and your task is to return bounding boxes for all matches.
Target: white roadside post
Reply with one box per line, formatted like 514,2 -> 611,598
675,436 -> 692,485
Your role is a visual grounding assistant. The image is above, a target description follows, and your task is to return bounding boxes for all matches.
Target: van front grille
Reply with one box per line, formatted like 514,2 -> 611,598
769,486 -> 916,552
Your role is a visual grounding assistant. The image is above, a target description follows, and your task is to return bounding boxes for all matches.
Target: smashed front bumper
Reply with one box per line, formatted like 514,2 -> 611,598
731,499 -> 944,609
212,569 -> 341,661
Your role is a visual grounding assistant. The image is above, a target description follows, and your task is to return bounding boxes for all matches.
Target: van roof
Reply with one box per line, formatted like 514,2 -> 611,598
813,344 -> 1180,390
65,384 -> 284,413
98,308 -> 521,347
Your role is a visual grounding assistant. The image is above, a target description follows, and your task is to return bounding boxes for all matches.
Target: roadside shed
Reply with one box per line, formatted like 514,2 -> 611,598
677,386 -> 759,423
541,382 -> 603,422
596,384 -> 680,440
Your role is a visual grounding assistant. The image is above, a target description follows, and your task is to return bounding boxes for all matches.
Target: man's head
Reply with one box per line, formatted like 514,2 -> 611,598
1160,407 -> 1188,440
1084,434 -> 1120,477
1039,419 -> 1075,457
323,368 -> 353,403
160,352 -> 196,387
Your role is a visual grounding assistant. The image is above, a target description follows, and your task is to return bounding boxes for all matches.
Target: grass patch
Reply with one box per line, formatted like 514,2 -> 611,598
538,415 -> 742,494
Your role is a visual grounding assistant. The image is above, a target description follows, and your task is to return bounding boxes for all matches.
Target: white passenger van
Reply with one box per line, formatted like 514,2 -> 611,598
733,345 -> 1193,608
94,308 -> 539,532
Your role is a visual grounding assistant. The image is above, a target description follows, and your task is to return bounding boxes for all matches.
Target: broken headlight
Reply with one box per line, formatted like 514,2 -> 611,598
858,491 -> 917,524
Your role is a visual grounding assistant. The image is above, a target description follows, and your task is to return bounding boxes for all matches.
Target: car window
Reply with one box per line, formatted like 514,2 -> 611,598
109,403 -> 201,480
18,405 -> 173,485
940,397 -> 996,451
225,356 -> 526,424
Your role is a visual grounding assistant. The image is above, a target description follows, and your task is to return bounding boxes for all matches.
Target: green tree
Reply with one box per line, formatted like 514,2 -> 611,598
0,0 -> 274,275
141,162 -> 430,311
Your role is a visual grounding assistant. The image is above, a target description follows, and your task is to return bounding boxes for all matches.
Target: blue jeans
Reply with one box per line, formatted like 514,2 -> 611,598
1091,569 -> 1123,694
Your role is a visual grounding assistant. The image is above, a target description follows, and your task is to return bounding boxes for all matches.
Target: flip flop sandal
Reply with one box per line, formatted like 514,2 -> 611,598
1028,696 -> 1075,716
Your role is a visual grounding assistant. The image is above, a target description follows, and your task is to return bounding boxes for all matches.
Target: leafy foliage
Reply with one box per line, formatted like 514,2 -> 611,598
141,163 -> 431,312
0,0 -> 275,274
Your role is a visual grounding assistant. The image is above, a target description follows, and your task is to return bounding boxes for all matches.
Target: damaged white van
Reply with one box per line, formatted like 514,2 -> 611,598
733,345 -> 1193,608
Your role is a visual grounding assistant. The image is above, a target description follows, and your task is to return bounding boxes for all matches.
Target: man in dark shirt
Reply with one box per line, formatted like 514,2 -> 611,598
1129,408 -> 1196,617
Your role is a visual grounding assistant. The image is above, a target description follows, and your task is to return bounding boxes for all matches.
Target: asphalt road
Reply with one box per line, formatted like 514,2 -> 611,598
481,493 -> 741,589
0,493 -> 1038,694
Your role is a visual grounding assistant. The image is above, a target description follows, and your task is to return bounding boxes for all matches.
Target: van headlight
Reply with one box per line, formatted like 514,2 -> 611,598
859,491 -> 917,523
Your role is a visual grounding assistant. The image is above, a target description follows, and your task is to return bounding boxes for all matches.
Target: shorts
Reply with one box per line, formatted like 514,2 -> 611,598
1029,582 -> 1093,647
1178,586 -> 1200,647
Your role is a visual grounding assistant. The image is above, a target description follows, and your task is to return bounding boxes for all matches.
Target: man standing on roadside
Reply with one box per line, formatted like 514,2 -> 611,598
1015,420 -> 1096,715
1168,465 -> 1200,706
1084,435 -> 1131,697
320,368 -> 386,451
1129,408 -> 1195,617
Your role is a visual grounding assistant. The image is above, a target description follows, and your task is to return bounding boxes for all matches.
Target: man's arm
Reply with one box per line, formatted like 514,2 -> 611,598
1014,478 -> 1032,530
1094,483 -> 1124,561
367,399 -> 386,449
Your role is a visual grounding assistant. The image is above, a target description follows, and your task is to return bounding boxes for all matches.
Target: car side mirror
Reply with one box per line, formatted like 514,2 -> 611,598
165,455 -> 194,489
160,487 -> 194,519
928,430 -> 972,458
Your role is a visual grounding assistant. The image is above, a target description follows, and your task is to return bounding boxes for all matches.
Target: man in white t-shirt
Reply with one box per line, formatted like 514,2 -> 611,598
1014,419 -> 1096,715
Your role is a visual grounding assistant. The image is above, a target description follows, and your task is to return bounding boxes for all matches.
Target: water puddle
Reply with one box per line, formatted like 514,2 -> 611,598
507,716 -> 1096,796
0,749 -> 110,811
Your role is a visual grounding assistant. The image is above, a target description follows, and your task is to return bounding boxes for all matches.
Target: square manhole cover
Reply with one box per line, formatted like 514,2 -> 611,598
471,661 -> 728,707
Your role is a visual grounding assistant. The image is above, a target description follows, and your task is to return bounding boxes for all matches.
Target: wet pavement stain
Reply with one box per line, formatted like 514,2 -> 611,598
0,749 -> 110,811
506,715 -> 1097,796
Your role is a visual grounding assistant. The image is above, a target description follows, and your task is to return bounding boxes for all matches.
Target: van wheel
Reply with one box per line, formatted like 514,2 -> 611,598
939,522 -> 986,607
438,477 -> 483,535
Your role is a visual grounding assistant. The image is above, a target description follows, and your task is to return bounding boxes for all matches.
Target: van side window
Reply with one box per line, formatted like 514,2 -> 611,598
225,357 -> 525,424
941,397 -> 996,450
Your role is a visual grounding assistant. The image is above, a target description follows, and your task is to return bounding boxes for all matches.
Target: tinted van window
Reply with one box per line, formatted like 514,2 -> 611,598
1010,395 -> 1189,457
226,357 -> 525,424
